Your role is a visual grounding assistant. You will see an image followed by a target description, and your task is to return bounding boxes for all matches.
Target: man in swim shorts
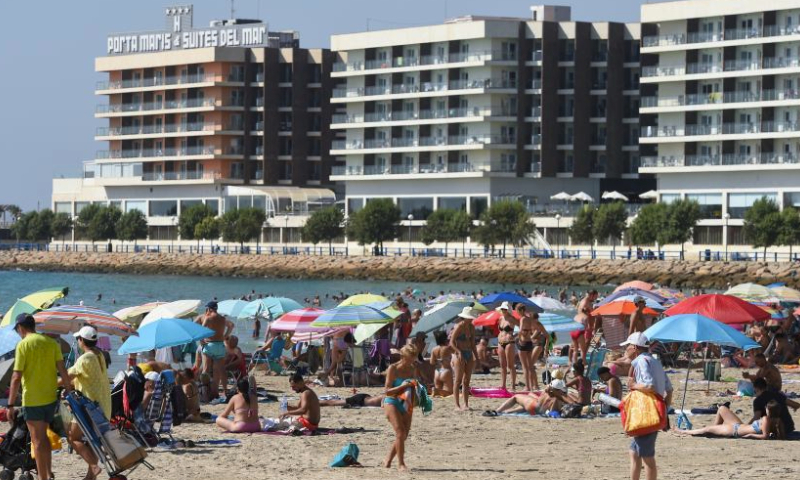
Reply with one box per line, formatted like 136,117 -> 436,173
196,301 -> 233,400
278,373 -> 320,431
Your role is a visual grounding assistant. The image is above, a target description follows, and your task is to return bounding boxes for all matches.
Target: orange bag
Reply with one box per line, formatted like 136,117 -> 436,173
620,390 -> 667,437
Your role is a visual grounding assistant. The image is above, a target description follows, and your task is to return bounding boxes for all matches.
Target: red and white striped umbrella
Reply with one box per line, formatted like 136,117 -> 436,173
270,308 -> 327,333
34,305 -> 135,337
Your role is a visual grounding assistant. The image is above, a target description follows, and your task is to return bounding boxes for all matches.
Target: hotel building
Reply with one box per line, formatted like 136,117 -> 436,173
329,5 -> 647,245
640,0 -> 800,247
53,6 -> 336,242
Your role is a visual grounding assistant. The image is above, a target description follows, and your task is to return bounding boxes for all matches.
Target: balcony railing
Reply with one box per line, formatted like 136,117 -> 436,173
141,170 -> 228,181
332,107 -> 493,124
95,73 -> 217,90
529,162 -> 542,173
330,162 -> 517,176
529,107 -> 542,118
331,135 -> 516,151
643,25 -> 800,48
643,57 -> 800,78
96,146 -> 216,159
332,78 -> 495,99
641,121 -> 800,138
531,134 -> 542,145
96,98 -> 216,114
527,79 -> 543,90
332,50 -> 516,73
95,122 -> 215,137
641,153 -> 800,168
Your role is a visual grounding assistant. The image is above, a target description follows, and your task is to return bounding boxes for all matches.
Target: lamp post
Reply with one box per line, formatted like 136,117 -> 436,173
407,214 -> 414,256
555,214 -> 561,259
284,214 -> 289,246
171,216 -> 177,252
723,212 -> 730,261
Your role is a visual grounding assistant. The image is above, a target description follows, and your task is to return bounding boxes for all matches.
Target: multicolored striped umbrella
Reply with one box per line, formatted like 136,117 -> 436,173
539,313 -> 585,333
769,286 -> 800,304
311,305 -> 392,328
338,294 -> 389,307
270,308 -> 327,333
33,305 -> 134,337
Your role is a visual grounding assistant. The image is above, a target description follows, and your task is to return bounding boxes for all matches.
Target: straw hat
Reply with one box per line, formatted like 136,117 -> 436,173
457,307 -> 477,320
496,301 -> 512,311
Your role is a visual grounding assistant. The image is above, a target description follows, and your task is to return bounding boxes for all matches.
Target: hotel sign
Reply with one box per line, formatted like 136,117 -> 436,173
107,5 -> 268,55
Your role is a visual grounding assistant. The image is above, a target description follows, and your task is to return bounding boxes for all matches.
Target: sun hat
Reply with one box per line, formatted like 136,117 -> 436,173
620,332 -> 650,347
458,307 -> 477,320
550,379 -> 568,393
73,325 -> 98,341
496,301 -> 512,311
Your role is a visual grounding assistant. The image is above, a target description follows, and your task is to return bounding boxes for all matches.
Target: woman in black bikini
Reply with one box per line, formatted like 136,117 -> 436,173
497,301 -> 519,391
516,305 -> 548,391
450,307 -> 478,411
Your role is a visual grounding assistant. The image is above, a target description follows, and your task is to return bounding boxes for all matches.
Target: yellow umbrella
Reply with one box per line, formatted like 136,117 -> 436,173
1,287 -> 69,327
338,294 -> 389,307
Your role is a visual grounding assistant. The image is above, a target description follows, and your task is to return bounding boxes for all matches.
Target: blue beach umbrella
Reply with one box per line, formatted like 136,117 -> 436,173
643,313 -> 760,414
238,297 -> 303,320
479,293 -> 543,312
119,318 -> 214,355
217,300 -> 249,318
0,326 -> 22,357
311,305 -> 392,328
538,312 -> 584,333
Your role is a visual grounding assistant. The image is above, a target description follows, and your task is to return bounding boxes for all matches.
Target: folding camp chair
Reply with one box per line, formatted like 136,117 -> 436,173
342,346 -> 372,387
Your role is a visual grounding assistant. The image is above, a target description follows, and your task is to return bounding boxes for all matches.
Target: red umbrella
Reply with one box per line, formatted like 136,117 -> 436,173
664,294 -> 770,325
270,308 -> 327,333
473,310 -> 520,328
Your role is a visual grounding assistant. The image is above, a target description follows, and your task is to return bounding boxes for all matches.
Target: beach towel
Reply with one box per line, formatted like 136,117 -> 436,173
255,427 -> 365,436
470,387 -> 530,398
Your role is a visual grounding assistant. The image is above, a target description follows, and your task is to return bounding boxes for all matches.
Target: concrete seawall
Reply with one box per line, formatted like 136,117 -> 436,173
1,251 -> 798,289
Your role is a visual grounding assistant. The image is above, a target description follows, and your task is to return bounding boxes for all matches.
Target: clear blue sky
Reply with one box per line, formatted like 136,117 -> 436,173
0,0 -> 646,211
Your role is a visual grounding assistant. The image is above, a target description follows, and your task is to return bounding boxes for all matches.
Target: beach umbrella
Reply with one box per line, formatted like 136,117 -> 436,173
643,313 -> 761,413
338,294 -> 390,307
614,281 -> 654,292
270,308 -> 326,332
311,305 -> 392,328
141,299 -> 201,327
597,288 -> 667,306
663,294 -> 770,325
114,302 -> 166,325
607,295 -> 666,311
33,305 -> 135,337
528,296 -> 570,311
426,293 -> 473,306
756,306 -> 787,320
217,299 -> 249,318
550,192 -> 572,201
639,190 -> 658,200
119,318 -> 214,355
238,297 -> 303,319
411,301 -> 474,335
473,309 -> 521,328
354,323 -> 390,345
0,326 -> 21,357
365,302 -> 403,319
538,313 -> 584,333
725,283 -> 774,300
591,301 -> 659,317
0,300 -> 39,327
479,293 -> 542,312
602,191 -> 629,201
768,286 -> 800,304
570,192 -> 594,202
651,287 -> 686,306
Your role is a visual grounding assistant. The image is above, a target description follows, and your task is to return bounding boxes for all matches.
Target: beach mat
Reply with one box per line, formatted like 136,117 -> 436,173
255,427 -> 366,436
470,387 -> 530,399
494,411 -> 621,419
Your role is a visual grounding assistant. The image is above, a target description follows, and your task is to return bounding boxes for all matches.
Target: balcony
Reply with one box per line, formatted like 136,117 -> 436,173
96,98 -> 217,114
531,51 -> 543,62
527,79 -> 543,90
141,170 -> 231,181
331,107 -> 493,125
96,146 -> 216,160
331,134 -> 516,152
332,78 -> 496,99
332,50 -> 514,73
529,107 -> 542,118
95,122 -> 216,137
330,161 -> 513,176
641,121 -> 800,138
642,57 -> 800,79
642,25 -> 800,49
640,153 -> 800,168
530,134 -> 542,145
529,162 -> 542,174
95,73 -> 217,91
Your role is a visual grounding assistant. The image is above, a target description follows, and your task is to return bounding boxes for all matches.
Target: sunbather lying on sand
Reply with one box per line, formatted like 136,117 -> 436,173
484,379 -> 570,416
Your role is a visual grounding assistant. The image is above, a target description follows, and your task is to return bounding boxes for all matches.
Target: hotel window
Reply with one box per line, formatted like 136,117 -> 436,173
54,202 -> 72,215
398,198 -> 433,220
149,200 -> 178,217
438,197 -> 467,212
347,198 -> 364,214
204,200 -> 219,215
125,201 -> 146,214
469,197 -> 488,219
179,200 -> 202,213
686,193 -> 723,219
729,192 -> 777,219
75,202 -> 90,214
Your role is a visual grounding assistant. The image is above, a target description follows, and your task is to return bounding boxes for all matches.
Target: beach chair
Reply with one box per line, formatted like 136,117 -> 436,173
144,371 -> 177,443
342,346 -> 373,387
586,347 -> 610,382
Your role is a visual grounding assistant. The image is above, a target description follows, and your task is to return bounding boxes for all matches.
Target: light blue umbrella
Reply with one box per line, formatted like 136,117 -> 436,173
607,294 -> 666,310
311,305 -> 392,328
119,318 -> 214,355
643,313 -> 760,414
238,297 -> 303,319
411,301 -> 474,335
217,299 -> 248,318
0,326 -> 21,357
538,313 -> 584,333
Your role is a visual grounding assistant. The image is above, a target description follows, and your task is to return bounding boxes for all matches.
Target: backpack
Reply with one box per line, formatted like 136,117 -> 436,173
170,384 -> 188,426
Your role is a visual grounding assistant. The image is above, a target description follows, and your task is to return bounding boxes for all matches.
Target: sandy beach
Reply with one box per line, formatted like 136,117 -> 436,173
15,366 -> 798,480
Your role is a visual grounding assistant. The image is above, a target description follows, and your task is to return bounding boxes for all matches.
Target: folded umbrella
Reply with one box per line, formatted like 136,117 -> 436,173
119,318 -> 214,355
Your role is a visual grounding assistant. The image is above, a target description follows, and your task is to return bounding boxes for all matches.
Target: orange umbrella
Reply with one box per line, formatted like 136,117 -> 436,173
591,301 -> 658,317
614,281 -> 654,292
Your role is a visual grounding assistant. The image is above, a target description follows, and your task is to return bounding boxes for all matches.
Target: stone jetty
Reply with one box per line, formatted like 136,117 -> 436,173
0,250 -> 798,289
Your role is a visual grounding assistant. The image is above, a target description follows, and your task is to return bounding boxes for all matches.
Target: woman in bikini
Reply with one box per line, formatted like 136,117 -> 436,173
675,402 -> 787,440
429,330 -> 455,396
450,307 -> 478,411
497,301 -> 519,391
565,360 -> 592,405
488,379 -> 571,416
570,290 -> 598,365
516,305 -> 549,391
216,376 -> 260,433
383,344 -> 421,471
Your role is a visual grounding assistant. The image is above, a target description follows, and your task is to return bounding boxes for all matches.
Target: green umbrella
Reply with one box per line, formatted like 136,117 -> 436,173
1,300 -> 40,327
1,286 -> 69,327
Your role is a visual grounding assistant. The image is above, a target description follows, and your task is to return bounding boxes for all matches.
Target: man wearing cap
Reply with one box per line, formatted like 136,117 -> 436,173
7,313 -> 72,480
628,297 -> 648,336
196,301 -> 234,400
65,326 -> 110,480
621,332 -> 673,480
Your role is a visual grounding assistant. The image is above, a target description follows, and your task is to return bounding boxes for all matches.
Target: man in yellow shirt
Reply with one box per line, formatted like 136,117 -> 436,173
7,313 -> 72,480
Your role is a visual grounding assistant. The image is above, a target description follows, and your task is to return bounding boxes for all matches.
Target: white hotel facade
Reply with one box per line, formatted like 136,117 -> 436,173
640,0 -> 800,247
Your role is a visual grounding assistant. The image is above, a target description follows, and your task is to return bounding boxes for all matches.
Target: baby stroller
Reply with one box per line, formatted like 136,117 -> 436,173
0,414 -> 37,480
65,391 -> 152,480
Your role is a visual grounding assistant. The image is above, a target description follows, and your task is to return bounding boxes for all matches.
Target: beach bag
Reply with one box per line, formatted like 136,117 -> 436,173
30,429 -> 62,458
560,403 -> 583,418
103,429 -> 147,470
736,380 -> 754,397
620,390 -> 667,437
329,443 -> 360,467
171,385 -> 188,426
